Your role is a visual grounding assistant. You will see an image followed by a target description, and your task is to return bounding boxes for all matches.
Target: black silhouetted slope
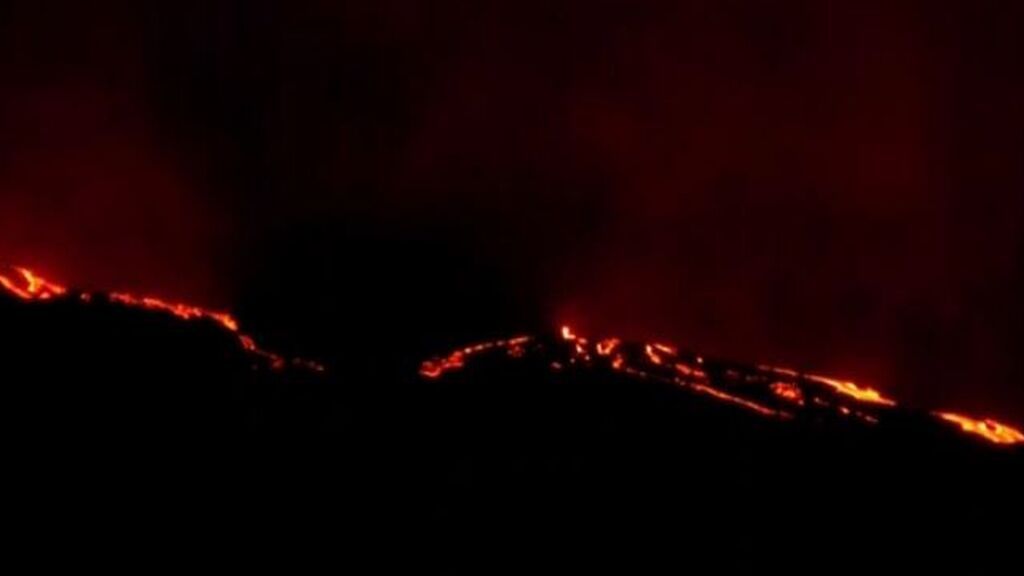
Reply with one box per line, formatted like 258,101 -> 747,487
2,282 -> 1022,566
1,285 -> 339,562
414,338 -> 1019,516
406,337 -> 1023,566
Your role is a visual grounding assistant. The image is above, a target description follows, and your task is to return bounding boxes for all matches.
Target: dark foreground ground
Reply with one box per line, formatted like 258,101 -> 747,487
2,280 -> 1021,569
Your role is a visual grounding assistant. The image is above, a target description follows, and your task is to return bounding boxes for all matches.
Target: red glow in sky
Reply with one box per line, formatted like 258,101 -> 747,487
3,1 -> 1024,423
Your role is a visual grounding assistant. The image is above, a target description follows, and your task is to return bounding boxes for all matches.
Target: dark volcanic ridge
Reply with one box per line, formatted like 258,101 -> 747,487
4,263 -> 1022,455
1,264 -> 324,374
2,263 -> 1022,550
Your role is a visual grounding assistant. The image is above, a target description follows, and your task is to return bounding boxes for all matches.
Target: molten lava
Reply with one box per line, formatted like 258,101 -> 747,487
109,293 -> 239,332
689,382 -> 787,418
771,381 -> 805,406
936,412 -> 1024,445
0,267 -> 67,301
595,338 -> 620,356
1,265 -> 323,373
421,324 -> 1024,447
419,336 -> 532,380
806,374 -> 897,407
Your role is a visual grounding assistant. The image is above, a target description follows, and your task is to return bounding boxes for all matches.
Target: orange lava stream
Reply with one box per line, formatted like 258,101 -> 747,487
419,336 -> 532,379
689,382 -> 790,419
935,412 -> 1024,445
109,293 -> 239,332
565,325 -> 789,420
0,267 -> 67,300
807,374 -> 897,407
595,338 -> 620,356
771,382 -> 805,406
1,266 -> 323,373
422,325 -> 1023,447
644,344 -> 663,365
652,343 -> 677,355
758,364 -> 896,407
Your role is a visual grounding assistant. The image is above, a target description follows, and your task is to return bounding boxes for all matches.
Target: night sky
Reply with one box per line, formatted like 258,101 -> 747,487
2,1 -> 1024,422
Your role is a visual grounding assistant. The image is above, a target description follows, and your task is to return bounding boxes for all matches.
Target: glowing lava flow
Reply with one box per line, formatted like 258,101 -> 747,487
420,325 -> 1024,447
419,336 -> 532,379
0,267 -> 67,300
758,365 -> 896,407
806,374 -> 896,407
936,412 -> 1024,445
595,338 -> 620,356
689,382 -> 786,419
109,293 -> 239,332
771,382 -> 805,406
0,265 -> 323,373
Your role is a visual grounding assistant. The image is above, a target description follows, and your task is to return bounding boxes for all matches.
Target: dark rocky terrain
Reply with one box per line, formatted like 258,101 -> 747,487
2,266 -> 1020,567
